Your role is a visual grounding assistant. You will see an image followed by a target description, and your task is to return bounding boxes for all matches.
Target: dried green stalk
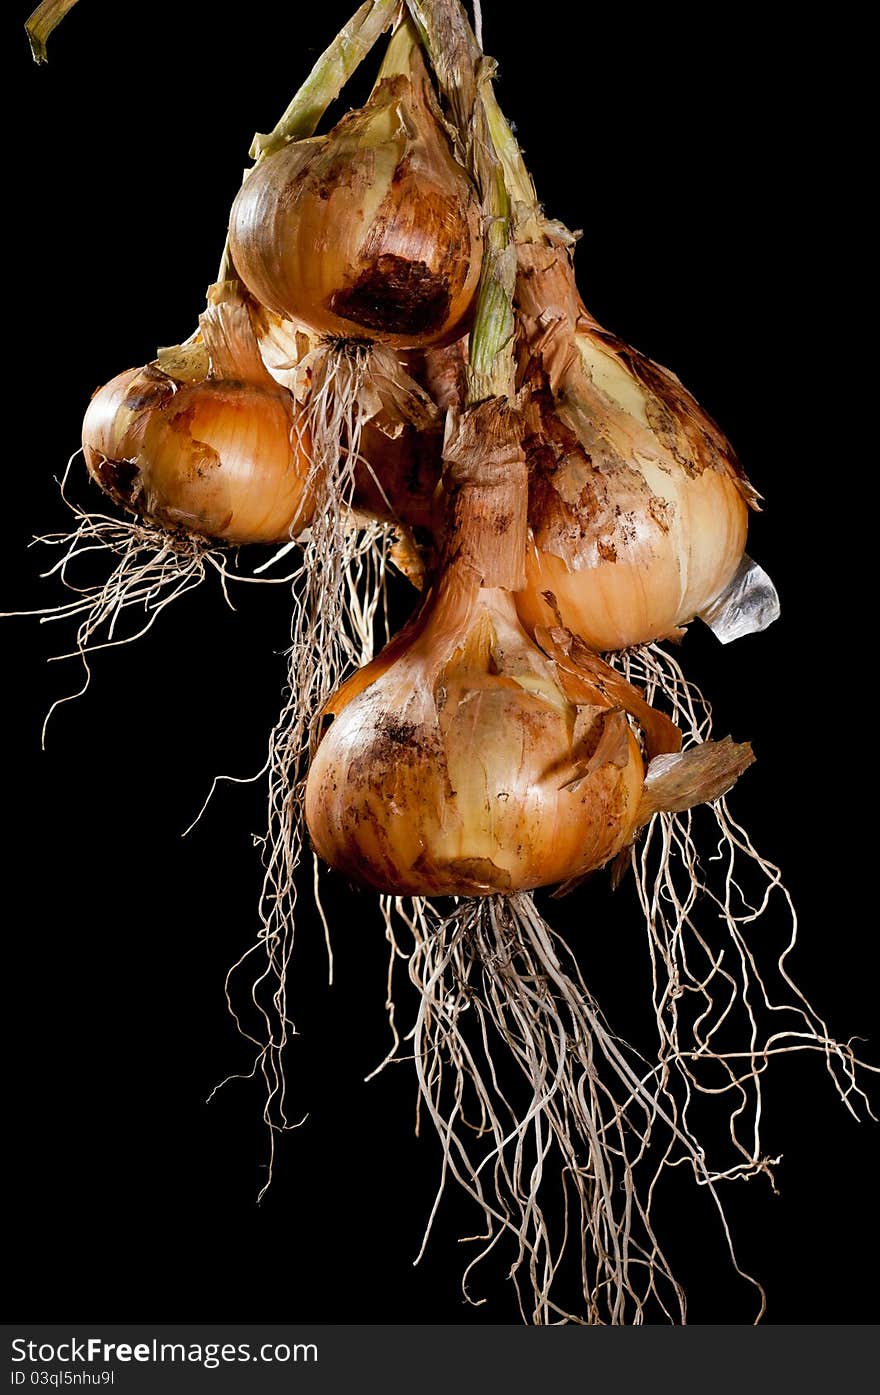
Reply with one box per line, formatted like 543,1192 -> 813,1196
218,0 -> 398,281
250,0 -> 400,158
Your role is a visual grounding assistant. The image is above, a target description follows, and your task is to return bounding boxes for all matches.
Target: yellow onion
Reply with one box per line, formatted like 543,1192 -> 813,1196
228,20 -> 484,349
82,283 -> 315,544
514,241 -> 755,651
304,403 -> 686,897
305,589 -> 655,895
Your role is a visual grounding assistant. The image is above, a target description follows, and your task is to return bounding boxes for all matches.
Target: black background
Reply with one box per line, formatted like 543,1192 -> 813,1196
4,1 -> 877,1325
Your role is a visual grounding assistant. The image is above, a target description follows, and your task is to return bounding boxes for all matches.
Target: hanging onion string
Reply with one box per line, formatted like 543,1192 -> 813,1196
314,0 -> 804,1326
19,0 -> 877,1330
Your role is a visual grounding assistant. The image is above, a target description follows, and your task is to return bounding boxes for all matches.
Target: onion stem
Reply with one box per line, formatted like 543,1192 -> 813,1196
406,0 -> 516,403
218,0 -> 398,283
251,0 -> 399,159
375,12 -> 422,82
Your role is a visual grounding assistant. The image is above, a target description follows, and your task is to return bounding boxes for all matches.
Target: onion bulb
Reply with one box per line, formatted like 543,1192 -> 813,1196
228,20 -> 484,348
306,404 -> 693,897
514,241 -> 756,651
82,283 -> 314,544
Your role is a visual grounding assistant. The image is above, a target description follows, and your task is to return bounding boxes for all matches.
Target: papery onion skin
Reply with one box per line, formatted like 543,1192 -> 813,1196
228,27 -> 484,349
514,242 -> 754,650
82,293 -> 315,545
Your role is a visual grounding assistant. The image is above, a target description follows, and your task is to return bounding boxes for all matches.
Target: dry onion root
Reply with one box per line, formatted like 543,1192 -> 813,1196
616,643 -> 874,1136
216,342 -> 416,1180
3,461 -> 243,741
19,0 -> 878,1326
374,891 -> 763,1324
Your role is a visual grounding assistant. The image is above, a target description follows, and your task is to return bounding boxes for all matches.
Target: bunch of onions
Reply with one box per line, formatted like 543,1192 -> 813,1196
70,0 -> 761,896
31,0 -> 858,1336
229,18 -> 484,348
305,404 -> 752,896
512,240 -> 757,651
77,11 -> 486,567
82,282 -> 315,544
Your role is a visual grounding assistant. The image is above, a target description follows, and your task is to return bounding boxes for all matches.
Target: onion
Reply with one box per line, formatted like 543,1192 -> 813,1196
513,241 -> 755,650
228,19 -> 484,348
82,283 -> 315,545
306,587 -> 643,895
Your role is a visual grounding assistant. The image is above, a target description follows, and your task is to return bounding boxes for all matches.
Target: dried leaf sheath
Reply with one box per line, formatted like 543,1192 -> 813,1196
25,0 -> 80,62
251,0 -> 400,156
441,400 -> 528,589
637,737 -> 755,824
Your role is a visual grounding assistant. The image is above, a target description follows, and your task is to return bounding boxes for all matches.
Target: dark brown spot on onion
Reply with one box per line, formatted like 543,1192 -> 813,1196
90,454 -> 140,508
378,715 -> 417,745
330,255 -> 451,336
